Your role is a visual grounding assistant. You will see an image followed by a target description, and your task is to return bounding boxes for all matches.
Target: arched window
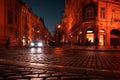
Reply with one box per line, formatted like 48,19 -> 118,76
111,29 -> 120,36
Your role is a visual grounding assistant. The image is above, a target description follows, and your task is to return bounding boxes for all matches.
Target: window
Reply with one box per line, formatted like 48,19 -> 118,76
8,0 -> 12,7
112,9 -> 120,22
100,7 -> 105,18
8,11 -> 13,24
15,15 -> 17,23
85,6 -> 94,20
86,7 -> 94,18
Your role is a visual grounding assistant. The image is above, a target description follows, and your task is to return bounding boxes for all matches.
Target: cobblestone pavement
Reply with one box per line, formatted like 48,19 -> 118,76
1,47 -> 120,70
0,59 -> 120,80
0,47 -> 120,79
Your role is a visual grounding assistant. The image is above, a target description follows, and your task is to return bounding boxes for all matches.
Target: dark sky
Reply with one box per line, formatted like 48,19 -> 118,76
21,0 -> 65,35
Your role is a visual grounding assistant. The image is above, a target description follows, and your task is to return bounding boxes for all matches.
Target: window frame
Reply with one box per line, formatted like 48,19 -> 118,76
100,7 -> 105,18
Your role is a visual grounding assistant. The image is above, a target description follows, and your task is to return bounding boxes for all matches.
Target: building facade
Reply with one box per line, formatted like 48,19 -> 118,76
0,0 -> 50,47
61,0 -> 120,47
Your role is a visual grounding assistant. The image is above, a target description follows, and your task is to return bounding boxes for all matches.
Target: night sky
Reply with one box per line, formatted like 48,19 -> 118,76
21,0 -> 65,35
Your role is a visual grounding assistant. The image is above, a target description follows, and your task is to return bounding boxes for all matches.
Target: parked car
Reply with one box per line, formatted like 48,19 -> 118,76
48,41 -> 61,47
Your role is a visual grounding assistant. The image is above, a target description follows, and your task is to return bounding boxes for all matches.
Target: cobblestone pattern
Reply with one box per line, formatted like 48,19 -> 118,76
0,48 -> 120,79
1,48 -> 120,71
28,51 -> 120,71
0,64 -> 120,80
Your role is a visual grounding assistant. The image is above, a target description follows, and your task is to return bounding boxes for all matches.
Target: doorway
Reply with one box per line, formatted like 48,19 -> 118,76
110,29 -> 120,46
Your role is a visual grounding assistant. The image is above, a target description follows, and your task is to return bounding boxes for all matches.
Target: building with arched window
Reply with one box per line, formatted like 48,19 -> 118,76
0,0 -> 50,47
60,0 -> 120,47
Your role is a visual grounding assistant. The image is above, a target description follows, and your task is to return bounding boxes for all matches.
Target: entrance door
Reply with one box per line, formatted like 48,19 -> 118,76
110,29 -> 120,46
99,35 -> 105,46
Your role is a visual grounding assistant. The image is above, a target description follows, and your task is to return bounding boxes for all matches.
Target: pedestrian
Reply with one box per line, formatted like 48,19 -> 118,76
6,37 -> 11,47
88,40 -> 91,47
85,39 -> 89,47
94,37 -> 99,48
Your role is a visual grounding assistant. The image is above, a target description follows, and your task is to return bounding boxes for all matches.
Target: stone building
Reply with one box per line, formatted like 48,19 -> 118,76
61,0 -> 120,47
0,0 -> 49,47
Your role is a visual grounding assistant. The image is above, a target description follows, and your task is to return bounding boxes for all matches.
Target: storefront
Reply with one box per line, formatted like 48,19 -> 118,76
110,29 -> 120,46
86,28 -> 94,43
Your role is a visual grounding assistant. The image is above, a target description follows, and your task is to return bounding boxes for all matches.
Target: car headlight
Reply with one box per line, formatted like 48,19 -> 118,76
30,42 -> 35,46
38,42 -> 43,47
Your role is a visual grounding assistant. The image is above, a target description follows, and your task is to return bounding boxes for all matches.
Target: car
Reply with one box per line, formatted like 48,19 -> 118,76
48,41 -> 61,47
28,40 -> 43,48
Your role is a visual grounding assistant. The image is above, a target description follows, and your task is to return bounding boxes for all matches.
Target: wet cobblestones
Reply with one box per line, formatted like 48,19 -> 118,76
2,48 -> 120,71
0,47 -> 120,79
0,63 -> 120,80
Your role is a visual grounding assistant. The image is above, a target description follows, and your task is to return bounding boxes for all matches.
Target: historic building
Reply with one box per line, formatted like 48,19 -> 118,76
0,0 -> 50,47
60,0 -> 120,47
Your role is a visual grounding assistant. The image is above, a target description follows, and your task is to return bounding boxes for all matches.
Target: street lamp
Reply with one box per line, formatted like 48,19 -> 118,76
58,24 -> 61,29
37,30 -> 40,33
55,24 -> 62,44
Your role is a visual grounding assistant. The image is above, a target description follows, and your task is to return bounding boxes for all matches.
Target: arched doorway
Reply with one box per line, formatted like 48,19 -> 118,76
110,29 -> 120,46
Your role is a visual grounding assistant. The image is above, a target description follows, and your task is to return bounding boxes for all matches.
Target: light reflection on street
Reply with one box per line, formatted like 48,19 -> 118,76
53,47 -> 64,55
30,48 -> 44,63
30,48 -> 35,53
37,48 -> 42,53
30,48 -> 42,53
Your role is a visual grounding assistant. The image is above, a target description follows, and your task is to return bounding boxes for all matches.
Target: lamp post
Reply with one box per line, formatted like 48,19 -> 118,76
54,24 -> 62,44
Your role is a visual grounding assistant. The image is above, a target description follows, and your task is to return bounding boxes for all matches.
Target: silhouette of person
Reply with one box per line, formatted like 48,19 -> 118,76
6,37 -> 10,47
95,37 -> 99,46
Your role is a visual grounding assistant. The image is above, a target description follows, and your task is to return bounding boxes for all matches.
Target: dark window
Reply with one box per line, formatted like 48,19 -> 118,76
9,27 -> 13,33
15,15 -> 17,23
8,11 -> 13,24
85,6 -> 94,20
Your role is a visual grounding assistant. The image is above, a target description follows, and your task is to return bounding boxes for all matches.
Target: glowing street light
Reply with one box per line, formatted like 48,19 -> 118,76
37,30 -> 40,33
58,24 -> 61,28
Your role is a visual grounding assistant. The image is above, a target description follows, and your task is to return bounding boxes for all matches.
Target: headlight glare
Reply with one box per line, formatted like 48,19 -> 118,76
38,42 -> 43,47
30,42 -> 35,46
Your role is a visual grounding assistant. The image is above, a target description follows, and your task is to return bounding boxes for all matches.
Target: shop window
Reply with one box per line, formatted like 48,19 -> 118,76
86,29 -> 94,42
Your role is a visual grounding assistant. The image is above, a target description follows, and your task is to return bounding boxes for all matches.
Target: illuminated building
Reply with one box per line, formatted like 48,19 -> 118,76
0,0 -> 49,47
61,0 -> 120,47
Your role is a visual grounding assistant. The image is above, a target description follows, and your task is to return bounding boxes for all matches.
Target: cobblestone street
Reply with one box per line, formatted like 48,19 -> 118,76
0,59 -> 120,80
0,47 -> 120,79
